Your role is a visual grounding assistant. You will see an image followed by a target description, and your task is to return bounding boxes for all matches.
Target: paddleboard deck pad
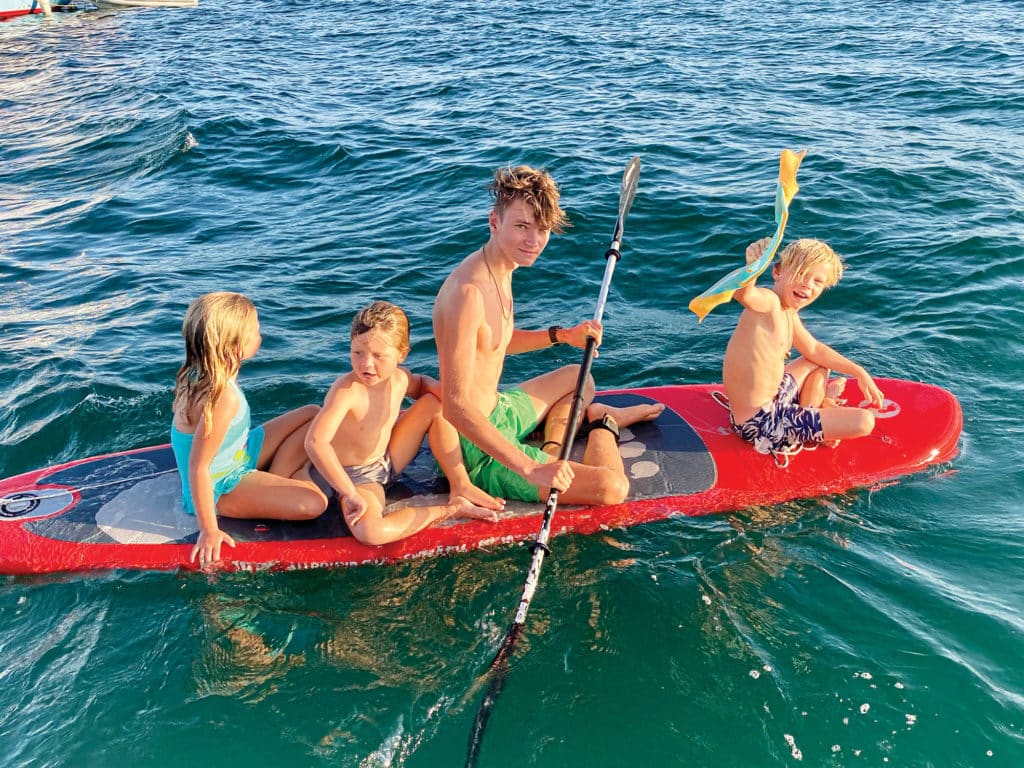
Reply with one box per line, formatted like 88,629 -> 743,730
0,379 -> 961,574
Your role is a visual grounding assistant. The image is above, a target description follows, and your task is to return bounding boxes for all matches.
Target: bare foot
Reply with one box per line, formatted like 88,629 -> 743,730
449,482 -> 505,512
823,378 -> 848,407
448,496 -> 499,522
586,401 -> 665,428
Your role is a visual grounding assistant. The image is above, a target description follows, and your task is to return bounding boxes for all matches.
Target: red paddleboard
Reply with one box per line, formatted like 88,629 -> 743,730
0,0 -> 80,18
0,0 -> 43,19
0,378 -> 961,575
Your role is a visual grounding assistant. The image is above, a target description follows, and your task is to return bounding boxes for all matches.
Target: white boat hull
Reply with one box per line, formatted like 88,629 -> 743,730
94,0 -> 196,7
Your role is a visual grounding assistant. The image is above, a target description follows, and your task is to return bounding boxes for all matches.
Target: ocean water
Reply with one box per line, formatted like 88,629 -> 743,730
2,0 -> 1023,765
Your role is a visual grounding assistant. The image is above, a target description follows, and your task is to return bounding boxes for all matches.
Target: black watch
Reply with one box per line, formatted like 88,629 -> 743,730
548,325 -> 563,345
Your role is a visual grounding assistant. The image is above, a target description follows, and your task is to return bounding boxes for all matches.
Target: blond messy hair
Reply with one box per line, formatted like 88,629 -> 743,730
351,301 -> 410,354
489,165 -> 569,234
173,292 -> 256,437
777,238 -> 845,288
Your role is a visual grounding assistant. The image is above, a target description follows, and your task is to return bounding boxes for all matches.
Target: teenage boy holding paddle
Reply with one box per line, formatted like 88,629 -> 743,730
432,164 -> 662,506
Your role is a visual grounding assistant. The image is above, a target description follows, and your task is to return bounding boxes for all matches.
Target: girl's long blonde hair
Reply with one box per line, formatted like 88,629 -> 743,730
173,292 -> 256,436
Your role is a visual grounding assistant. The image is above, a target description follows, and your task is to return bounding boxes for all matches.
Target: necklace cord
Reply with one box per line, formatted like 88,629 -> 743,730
482,244 -> 512,320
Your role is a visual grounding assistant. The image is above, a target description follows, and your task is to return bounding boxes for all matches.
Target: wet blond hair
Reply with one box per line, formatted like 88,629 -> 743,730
489,165 -> 569,234
351,301 -> 410,353
776,238 -> 845,288
173,292 -> 257,436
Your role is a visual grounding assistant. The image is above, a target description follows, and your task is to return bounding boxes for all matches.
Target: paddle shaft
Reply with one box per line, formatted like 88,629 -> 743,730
502,158 -> 636,637
466,157 -> 639,767
510,253 -> 616,625
465,256 -> 616,768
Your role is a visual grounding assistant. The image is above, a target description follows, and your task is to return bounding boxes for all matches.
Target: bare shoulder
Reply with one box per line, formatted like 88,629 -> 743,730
186,383 -> 241,439
324,372 -> 364,406
211,383 -> 240,417
435,274 -> 486,329
734,282 -> 782,314
437,257 -> 483,303
393,366 -> 412,390
330,371 -> 359,389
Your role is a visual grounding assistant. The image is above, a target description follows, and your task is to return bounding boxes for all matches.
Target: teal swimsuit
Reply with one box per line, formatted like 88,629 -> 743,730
170,380 -> 265,514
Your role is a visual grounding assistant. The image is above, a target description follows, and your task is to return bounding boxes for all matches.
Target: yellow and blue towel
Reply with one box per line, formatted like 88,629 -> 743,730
689,149 -> 806,322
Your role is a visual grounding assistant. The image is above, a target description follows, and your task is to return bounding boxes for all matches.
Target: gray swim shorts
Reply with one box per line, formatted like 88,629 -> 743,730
309,453 -> 395,498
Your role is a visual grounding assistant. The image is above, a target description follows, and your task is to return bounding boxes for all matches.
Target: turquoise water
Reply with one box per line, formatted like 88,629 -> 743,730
2,0 -> 1023,765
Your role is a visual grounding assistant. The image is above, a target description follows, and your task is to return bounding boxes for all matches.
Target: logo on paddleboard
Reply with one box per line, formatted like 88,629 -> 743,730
0,489 -> 75,521
1,493 -> 40,518
860,398 -> 901,419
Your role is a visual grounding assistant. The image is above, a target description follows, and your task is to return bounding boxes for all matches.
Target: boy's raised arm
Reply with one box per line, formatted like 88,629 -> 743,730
733,237 -> 780,313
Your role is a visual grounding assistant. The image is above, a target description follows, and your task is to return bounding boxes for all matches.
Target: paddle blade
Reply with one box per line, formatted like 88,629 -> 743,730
609,156 -> 640,248
688,149 -> 806,322
619,156 -> 641,221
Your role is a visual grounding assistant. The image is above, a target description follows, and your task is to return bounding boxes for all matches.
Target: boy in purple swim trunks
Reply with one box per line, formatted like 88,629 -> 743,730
723,237 -> 885,460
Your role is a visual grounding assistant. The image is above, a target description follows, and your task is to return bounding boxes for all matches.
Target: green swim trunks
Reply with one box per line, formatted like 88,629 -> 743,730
458,388 -> 548,503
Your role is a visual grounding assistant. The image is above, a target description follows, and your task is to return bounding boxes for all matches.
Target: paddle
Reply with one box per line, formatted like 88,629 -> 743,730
465,156 -> 641,767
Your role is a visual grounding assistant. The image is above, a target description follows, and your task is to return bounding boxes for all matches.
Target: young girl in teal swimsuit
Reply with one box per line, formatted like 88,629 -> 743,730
171,292 -> 327,568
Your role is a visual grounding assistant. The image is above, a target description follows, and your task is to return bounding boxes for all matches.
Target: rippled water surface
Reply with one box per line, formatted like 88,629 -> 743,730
2,1 -> 1023,765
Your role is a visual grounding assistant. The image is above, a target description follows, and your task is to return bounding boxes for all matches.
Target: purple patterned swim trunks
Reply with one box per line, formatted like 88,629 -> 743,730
731,373 -> 824,456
